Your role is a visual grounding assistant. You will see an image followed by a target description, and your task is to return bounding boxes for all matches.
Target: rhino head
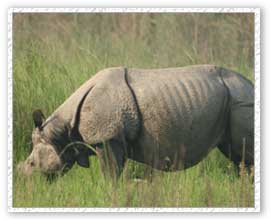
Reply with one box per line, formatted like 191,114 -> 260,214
17,109 -> 92,177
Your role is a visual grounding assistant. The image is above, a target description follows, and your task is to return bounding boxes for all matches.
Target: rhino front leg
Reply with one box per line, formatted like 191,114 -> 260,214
96,139 -> 126,180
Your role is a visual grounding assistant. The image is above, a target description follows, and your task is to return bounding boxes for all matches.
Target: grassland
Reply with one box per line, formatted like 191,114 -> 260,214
13,13 -> 254,208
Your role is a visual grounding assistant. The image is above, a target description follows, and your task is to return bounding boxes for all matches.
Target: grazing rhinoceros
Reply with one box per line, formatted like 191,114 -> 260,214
17,65 -> 254,178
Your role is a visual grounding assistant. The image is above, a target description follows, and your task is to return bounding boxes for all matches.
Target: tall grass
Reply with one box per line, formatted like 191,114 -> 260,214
13,13 -> 254,207
14,150 -> 254,207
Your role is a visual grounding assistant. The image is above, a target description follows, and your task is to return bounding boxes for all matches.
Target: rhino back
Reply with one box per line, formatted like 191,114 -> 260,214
126,65 -> 230,169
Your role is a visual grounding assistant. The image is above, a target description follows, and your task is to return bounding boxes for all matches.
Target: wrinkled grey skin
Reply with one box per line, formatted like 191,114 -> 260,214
18,65 -> 254,177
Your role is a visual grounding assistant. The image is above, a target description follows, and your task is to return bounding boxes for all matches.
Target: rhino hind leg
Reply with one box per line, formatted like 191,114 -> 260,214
218,105 -> 254,168
218,68 -> 254,168
230,105 -> 254,167
218,139 -> 242,167
97,139 -> 126,180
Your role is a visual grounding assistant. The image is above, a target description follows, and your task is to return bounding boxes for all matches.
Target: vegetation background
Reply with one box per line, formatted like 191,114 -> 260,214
13,13 -> 254,207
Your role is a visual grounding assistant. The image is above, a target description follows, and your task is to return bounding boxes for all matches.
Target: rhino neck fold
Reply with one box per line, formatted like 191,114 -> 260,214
68,87 -> 93,142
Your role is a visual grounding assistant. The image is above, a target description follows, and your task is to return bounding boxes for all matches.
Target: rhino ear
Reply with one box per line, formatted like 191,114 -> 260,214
32,109 -> 45,129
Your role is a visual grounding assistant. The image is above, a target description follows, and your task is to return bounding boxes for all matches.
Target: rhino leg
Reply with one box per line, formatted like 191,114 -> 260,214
218,68 -> 254,169
230,105 -> 254,167
218,139 -> 241,167
96,139 -> 126,180
218,105 -> 254,168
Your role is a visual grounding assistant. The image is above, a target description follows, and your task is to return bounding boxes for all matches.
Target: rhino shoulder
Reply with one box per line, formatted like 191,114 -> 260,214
78,67 -> 140,144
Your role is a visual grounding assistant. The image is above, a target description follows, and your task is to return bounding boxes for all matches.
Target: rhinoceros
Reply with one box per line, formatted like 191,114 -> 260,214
17,65 -> 254,177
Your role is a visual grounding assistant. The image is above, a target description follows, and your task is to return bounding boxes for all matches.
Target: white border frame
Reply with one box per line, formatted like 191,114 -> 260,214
7,7 -> 260,212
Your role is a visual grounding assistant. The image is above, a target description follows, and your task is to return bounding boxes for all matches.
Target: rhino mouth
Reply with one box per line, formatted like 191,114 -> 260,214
43,164 -> 70,182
